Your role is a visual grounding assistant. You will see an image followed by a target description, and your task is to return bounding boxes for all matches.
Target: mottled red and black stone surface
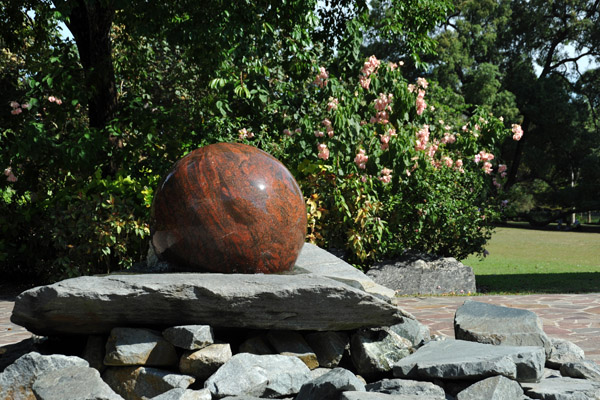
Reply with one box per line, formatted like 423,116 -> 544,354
150,143 -> 307,274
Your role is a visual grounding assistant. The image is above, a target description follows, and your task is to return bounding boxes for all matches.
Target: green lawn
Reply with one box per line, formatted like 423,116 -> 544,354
463,225 -> 600,294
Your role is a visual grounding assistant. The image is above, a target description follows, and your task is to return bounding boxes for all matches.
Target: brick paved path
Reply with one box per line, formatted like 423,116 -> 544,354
3,293 -> 600,364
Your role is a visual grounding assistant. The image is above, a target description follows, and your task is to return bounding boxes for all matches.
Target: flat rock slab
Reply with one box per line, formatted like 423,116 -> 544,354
393,340 -> 545,383
522,376 -> 600,399
294,243 -> 396,300
11,273 -> 407,335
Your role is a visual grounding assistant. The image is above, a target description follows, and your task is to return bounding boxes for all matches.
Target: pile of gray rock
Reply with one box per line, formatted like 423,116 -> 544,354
1,244 -> 599,400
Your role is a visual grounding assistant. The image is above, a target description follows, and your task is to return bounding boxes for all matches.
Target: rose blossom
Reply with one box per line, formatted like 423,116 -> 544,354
317,144 -> 329,160
354,149 -> 368,169
512,124 -> 523,141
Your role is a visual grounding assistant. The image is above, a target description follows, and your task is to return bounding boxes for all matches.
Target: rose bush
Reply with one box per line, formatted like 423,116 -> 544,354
2,2 -> 521,281
247,56 -> 519,265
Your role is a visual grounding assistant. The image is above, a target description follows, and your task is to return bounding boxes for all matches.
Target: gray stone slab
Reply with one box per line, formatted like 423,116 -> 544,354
393,340 -> 545,383
11,273 -> 408,335
522,376 -> 600,399
32,365 -> 124,400
294,243 -> 396,300
365,378 -> 445,398
456,375 -> 524,400
454,300 -> 551,357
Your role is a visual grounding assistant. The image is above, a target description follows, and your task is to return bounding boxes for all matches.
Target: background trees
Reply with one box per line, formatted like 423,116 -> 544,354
1,0 -> 597,283
427,0 -> 600,223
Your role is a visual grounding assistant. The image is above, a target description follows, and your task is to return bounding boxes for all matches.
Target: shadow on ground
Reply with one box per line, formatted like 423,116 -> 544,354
476,272 -> 600,294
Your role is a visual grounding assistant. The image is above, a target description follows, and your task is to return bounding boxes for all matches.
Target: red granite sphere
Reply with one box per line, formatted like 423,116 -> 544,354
150,143 -> 307,273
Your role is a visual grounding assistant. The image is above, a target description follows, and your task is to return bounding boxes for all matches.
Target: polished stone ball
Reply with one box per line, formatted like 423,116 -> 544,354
150,143 -> 307,274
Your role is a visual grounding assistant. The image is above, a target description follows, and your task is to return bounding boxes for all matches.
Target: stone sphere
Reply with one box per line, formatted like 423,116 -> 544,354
150,143 -> 307,273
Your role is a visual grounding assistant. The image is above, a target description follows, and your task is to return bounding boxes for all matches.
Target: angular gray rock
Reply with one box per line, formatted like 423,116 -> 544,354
0,352 -> 88,400
454,301 -> 551,357
237,335 -> 274,355
82,335 -> 107,372
366,251 -> 476,295
351,328 -> 412,379
388,317 -> 430,347
560,360 -> 600,381
341,393 -> 424,400
12,273 -> 408,335
266,330 -> 318,369
294,243 -> 396,300
179,344 -> 232,380
104,327 -> 178,367
546,338 -> 585,369
32,365 -> 124,400
150,388 -> 212,400
295,367 -> 366,400
203,353 -> 311,399
163,325 -> 214,350
103,366 -> 195,400
393,340 -> 545,383
305,331 -> 349,368
455,375 -> 524,400
365,378 -> 445,398
521,375 -> 600,399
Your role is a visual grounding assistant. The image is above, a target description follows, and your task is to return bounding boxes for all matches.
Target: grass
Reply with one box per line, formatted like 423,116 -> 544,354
463,223 -> 600,294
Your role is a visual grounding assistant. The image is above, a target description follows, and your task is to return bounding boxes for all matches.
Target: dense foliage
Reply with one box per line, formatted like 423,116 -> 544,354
3,0 -> 589,283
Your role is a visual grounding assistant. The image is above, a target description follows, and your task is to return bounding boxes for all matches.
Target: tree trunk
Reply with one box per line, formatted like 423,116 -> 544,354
59,0 -> 117,131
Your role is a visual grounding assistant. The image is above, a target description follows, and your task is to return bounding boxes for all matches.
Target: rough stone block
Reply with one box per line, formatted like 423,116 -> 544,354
546,338 -> 585,369
32,365 -> 123,400
102,366 -> 195,400
351,328 -> 412,379
163,325 -> 214,351
305,331 -> 349,368
266,330 -> 318,369
203,353 -> 311,399
454,300 -> 551,357
104,328 -> 178,367
179,343 -> 232,380
366,252 -> 476,295
560,360 -> 600,382
455,375 -> 524,400
0,352 -> 88,400
295,367 -> 365,400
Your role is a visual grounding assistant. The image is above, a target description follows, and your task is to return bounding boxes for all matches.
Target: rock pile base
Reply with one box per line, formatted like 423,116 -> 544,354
2,244 -> 600,399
